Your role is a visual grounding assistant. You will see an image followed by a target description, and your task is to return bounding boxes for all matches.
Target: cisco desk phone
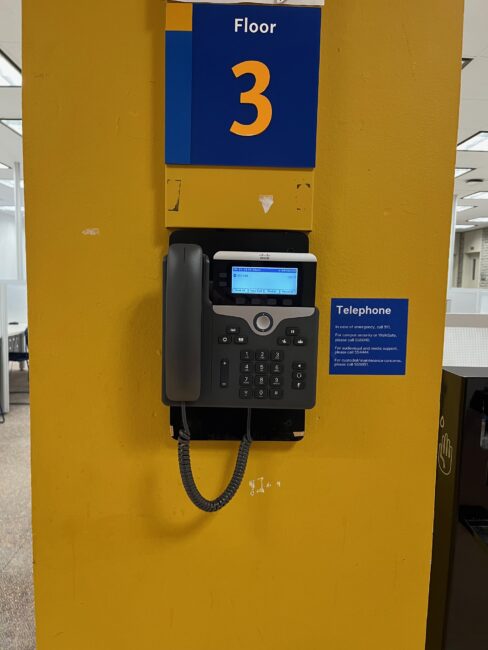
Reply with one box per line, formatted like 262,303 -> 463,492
162,230 -> 319,511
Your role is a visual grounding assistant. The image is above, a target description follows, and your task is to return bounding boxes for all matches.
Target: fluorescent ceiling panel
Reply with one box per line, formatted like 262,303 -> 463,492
0,49 -> 21,87
0,119 -> 22,136
456,225 -> 475,230
455,167 -> 474,178
456,205 -> 475,212
0,162 -> 9,169
458,132 -> 488,152
463,191 -> 488,200
469,217 -> 488,223
0,180 -> 24,189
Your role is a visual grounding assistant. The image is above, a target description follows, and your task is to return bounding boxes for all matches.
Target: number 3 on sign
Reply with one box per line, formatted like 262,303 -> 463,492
230,60 -> 272,137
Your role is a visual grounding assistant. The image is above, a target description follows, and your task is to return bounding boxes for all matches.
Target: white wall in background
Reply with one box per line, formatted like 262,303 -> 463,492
0,213 -> 17,280
7,282 -> 27,323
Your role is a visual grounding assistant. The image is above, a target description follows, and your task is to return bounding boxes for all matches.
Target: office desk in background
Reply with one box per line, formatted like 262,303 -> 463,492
0,323 -> 28,415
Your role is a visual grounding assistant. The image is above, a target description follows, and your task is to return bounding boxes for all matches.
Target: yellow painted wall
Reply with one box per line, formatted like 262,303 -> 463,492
23,1 -> 463,649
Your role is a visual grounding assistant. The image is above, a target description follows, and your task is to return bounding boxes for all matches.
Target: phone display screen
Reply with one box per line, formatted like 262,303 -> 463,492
231,266 -> 298,295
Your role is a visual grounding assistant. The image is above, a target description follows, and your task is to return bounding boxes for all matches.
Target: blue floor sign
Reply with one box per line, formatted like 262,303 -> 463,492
329,299 -> 409,375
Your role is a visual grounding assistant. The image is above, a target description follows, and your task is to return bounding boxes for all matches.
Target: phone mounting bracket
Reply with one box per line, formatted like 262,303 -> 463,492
168,229 -> 313,442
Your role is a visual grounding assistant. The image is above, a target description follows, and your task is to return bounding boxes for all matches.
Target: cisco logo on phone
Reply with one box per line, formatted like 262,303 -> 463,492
258,253 -> 271,260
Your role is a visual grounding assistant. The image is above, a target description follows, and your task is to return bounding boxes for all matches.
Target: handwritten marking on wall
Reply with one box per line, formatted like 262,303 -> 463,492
249,476 -> 281,496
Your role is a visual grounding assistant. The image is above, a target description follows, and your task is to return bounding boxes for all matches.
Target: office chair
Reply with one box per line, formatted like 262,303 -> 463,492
9,328 -> 29,369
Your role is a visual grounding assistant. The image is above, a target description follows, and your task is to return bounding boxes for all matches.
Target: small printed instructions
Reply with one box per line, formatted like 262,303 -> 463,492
329,298 -> 409,375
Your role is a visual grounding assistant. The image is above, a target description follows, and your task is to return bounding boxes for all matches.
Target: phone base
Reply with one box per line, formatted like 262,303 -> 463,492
170,406 -> 305,442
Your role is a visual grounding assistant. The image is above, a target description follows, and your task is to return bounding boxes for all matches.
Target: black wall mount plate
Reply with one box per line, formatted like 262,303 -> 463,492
167,228 -> 310,442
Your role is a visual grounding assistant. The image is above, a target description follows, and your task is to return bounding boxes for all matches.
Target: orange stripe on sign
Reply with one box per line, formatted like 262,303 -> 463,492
166,3 -> 192,32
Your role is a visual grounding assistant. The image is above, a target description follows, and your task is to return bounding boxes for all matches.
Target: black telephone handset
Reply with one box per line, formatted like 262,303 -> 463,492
163,241 -> 319,512
163,244 -> 252,512
163,244 -> 203,402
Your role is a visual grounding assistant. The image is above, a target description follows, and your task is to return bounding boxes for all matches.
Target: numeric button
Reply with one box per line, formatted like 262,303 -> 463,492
239,375 -> 252,386
240,350 -> 252,361
254,375 -> 267,386
270,363 -> 283,374
254,388 -> 267,399
255,350 -> 268,361
270,376 -> 282,387
270,350 -> 283,361
240,362 -> 252,373
255,362 -> 267,374
239,388 -> 252,399
270,389 -> 283,400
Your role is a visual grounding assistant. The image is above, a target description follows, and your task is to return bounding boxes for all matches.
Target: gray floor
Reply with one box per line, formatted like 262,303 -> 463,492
0,370 -> 36,649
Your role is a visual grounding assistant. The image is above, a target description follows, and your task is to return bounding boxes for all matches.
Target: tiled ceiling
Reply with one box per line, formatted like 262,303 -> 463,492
0,0 -> 22,210
455,0 -> 488,226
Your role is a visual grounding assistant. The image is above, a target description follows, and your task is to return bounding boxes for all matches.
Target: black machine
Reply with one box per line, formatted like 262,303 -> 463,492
426,367 -> 488,650
162,229 -> 319,511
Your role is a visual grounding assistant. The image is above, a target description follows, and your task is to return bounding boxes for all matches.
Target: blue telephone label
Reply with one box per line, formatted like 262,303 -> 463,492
329,299 -> 409,375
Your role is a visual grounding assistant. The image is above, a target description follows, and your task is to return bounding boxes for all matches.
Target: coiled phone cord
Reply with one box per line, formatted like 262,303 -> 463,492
178,405 -> 252,512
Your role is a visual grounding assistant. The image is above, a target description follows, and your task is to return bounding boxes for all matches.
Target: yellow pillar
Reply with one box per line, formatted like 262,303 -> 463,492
23,1 -> 463,649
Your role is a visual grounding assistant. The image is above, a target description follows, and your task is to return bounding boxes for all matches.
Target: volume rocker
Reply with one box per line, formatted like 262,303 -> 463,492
220,359 -> 229,388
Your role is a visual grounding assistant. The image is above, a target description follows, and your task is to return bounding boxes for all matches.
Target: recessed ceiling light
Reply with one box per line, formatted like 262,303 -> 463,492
462,191 -> 488,200
0,205 -> 15,212
455,167 -> 474,178
469,217 -> 488,223
0,119 -> 22,136
458,132 -> 488,152
0,162 -> 9,169
456,205 -> 475,212
0,180 -> 24,189
456,224 -> 475,230
0,49 -> 21,87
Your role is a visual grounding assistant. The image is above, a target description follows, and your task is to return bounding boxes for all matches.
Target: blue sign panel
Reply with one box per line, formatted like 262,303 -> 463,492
165,4 -> 321,168
329,299 -> 409,375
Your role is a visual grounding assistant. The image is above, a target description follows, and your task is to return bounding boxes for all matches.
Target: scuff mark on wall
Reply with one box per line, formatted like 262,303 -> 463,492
81,228 -> 100,236
296,182 -> 312,213
167,179 -> 182,212
258,195 -> 274,214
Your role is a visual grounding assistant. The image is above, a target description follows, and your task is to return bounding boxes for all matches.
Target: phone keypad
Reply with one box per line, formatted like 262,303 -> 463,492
217,326 -> 311,402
